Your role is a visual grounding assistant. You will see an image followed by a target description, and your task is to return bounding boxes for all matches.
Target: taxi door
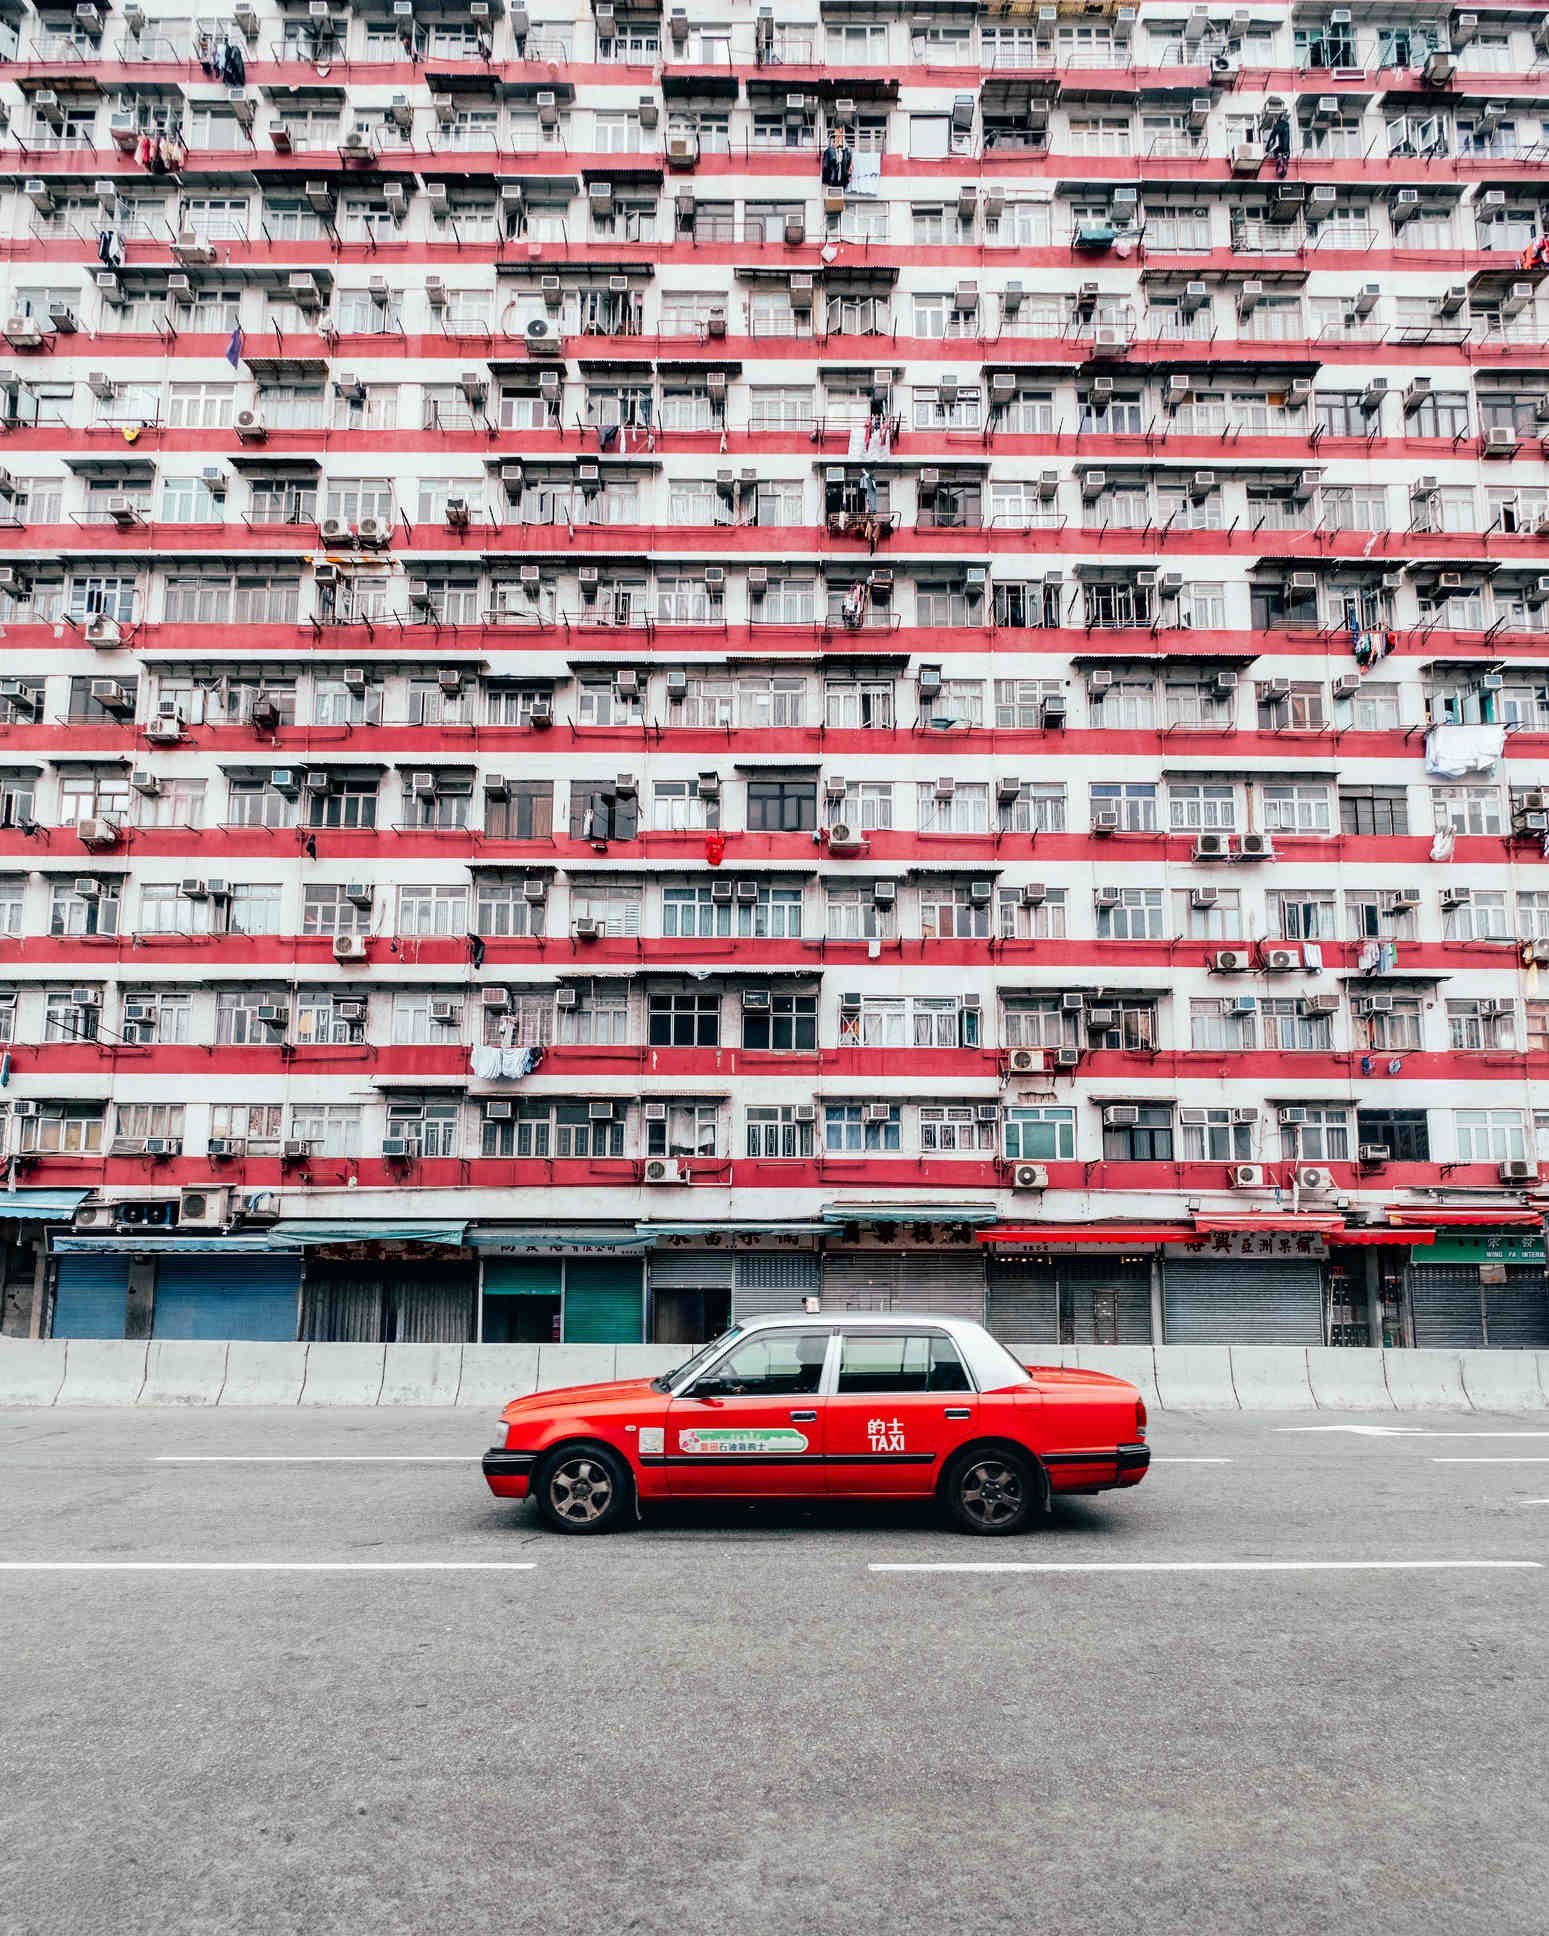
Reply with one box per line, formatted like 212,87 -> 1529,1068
665,1329 -> 831,1496
822,1329 -> 977,1495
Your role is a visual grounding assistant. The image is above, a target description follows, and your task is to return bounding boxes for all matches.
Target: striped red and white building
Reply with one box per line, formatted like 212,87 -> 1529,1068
0,0 -> 1547,1350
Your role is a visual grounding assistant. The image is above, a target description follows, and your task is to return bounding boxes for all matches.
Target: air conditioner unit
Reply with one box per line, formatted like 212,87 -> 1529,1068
1296,1167 -> 1332,1193
178,1187 -> 228,1230
77,819 -> 119,848
256,1004 -> 287,1028
1192,833 -> 1229,861
1236,833 -> 1274,860
1499,1160 -> 1540,1183
381,1138 -> 410,1160
1055,1049 -> 1082,1068
1103,1106 -> 1139,1128
1092,810 -> 1120,834
1211,949 -> 1248,972
1355,995 -> 1393,1016
645,1159 -> 690,1184
1277,1107 -> 1307,1127
1231,1164 -> 1265,1188
1008,1049 -> 1045,1075
1356,1145 -> 1390,1166
1012,1164 -> 1048,1191
333,935 -> 368,961
1262,947 -> 1298,972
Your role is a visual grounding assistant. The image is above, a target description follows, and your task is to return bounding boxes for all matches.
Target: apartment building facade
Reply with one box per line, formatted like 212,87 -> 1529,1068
0,0 -> 1547,1350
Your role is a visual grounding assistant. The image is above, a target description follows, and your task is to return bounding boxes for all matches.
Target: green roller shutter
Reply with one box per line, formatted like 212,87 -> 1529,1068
483,1259 -> 563,1297
563,1257 -> 644,1344
52,1256 -> 131,1338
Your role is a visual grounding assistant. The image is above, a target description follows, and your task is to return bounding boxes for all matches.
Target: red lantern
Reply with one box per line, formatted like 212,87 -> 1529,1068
705,830 -> 725,867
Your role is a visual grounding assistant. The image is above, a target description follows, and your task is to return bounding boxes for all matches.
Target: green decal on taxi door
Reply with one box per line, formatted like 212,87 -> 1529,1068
677,1427 -> 810,1455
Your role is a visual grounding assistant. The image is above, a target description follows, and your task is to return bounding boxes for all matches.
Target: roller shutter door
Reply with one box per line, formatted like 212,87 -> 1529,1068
1163,1256 -> 1322,1344
1407,1264 -> 1485,1349
986,1260 -> 1059,1357
302,1262 -> 477,1342
731,1251 -> 819,1323
483,1259 -> 562,1298
820,1250 -> 985,1322
1484,1269 -> 1549,1348
564,1257 -> 644,1344
1062,1256 -> 1152,1346
52,1256 -> 131,1339
152,1256 -> 301,1342
649,1251 -> 734,1291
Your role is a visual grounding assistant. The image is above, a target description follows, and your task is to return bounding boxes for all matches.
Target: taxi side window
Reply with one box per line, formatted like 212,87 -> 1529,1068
836,1333 -> 972,1395
690,1332 -> 828,1398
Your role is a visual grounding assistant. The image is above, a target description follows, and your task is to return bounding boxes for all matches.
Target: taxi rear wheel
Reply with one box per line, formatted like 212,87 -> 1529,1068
944,1448 -> 1039,1537
534,1444 -> 631,1535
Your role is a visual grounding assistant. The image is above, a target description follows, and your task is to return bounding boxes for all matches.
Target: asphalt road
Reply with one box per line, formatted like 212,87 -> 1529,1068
3,1406 -> 1548,1936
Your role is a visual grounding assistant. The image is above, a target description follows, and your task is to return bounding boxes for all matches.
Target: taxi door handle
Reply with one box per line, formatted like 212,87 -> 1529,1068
789,1409 -> 817,1422
944,1408 -> 972,1420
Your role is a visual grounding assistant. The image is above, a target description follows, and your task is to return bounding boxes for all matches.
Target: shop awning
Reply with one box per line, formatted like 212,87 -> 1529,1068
824,1202 -> 999,1225
264,1219 -> 467,1247
639,1223 -> 829,1239
52,1235 -> 301,1255
1195,1215 -> 1345,1235
0,1189 -> 90,1221
1386,1208 -> 1544,1228
1335,1228 -> 1435,1247
978,1225 -> 1193,1246
468,1226 -> 648,1252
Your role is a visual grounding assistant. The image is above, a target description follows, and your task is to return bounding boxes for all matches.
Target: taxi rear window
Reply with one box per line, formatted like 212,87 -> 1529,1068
835,1332 -> 971,1395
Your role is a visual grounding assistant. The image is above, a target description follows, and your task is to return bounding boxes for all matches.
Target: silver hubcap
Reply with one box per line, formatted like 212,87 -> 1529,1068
960,1460 -> 1023,1527
550,1457 -> 613,1524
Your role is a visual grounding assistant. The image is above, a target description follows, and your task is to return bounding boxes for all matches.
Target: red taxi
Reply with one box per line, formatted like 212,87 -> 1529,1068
482,1312 -> 1149,1535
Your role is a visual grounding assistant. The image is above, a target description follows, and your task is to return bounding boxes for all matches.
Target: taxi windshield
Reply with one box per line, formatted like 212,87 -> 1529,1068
652,1325 -> 742,1393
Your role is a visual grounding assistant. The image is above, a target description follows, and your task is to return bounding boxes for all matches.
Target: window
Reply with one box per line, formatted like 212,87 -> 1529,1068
746,780 -> 817,832
228,778 -> 299,830
1103,1105 -> 1173,1162
485,992 -> 555,1050
1454,1109 -> 1525,1163
1097,887 -> 1165,941
1409,391 -> 1470,439
210,1104 -> 284,1154
397,884 -> 469,937
307,777 -> 378,831
826,887 -> 896,942
1262,783 -> 1332,835
1280,1106 -> 1349,1164
135,776 -> 207,830
139,882 -> 216,937
997,885 -> 1068,940
736,886 -> 803,939
1004,1107 -> 1075,1162
1088,1002 -> 1158,1052
17,1103 -> 104,1156
1002,998 -> 1076,1051
692,1330 -> 826,1400
646,1102 -> 719,1159
1339,787 -> 1410,838
570,883 -> 642,937
920,884 -> 991,941
1090,782 -> 1158,833
917,782 -> 988,837
1259,682 -> 1326,732
1190,999 -> 1255,1052
824,1103 -> 902,1152
485,781 -> 552,842
1519,892 -> 1549,942
1444,890 -> 1511,943
1337,684 -> 1401,732
59,770 -> 132,826
473,876 -> 545,939
742,993 -> 816,1053
836,782 -> 893,832
649,991 -> 720,1048
216,990 -> 275,1046
1351,996 -> 1422,1052
1179,1109 -> 1253,1162
50,880 -> 120,939
0,879 -> 23,935
1355,1110 -> 1429,1162
386,1100 -> 461,1159
1270,892 -> 1338,942
1346,892 -> 1418,944
1447,998 -> 1517,1052
569,782 -> 639,843
228,884 -> 282,937
1169,783 -> 1237,834
919,1106 -> 996,1154
1432,786 -> 1503,837
556,990 -> 630,1047
392,991 -> 466,1045
923,679 -> 984,729
746,1105 -> 816,1159
1260,998 -> 1334,1053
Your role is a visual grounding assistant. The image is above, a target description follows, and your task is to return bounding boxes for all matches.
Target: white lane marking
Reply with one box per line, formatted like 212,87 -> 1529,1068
0,1562 -> 536,1573
1279,1427 -> 1549,1438
1152,1457 -> 1232,1464
155,1456 -> 477,1464
1432,1457 -> 1549,1464
869,1560 -> 1540,1575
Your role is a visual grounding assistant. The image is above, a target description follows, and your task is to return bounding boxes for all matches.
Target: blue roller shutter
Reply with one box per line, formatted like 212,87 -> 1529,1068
563,1257 -> 644,1343
52,1255 -> 131,1338
152,1256 -> 301,1342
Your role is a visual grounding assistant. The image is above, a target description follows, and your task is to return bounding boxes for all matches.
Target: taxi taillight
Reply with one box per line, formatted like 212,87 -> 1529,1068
1135,1396 -> 1147,1435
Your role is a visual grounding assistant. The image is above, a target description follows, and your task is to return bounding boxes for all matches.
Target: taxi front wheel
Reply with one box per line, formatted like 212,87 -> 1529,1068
534,1444 -> 632,1535
944,1449 -> 1040,1537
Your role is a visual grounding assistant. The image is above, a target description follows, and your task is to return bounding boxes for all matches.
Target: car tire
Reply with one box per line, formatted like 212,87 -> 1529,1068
533,1443 -> 632,1535
944,1447 -> 1040,1537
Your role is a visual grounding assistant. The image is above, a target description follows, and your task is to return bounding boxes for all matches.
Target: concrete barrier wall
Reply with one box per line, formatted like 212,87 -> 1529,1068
5,1339 -> 1549,1409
